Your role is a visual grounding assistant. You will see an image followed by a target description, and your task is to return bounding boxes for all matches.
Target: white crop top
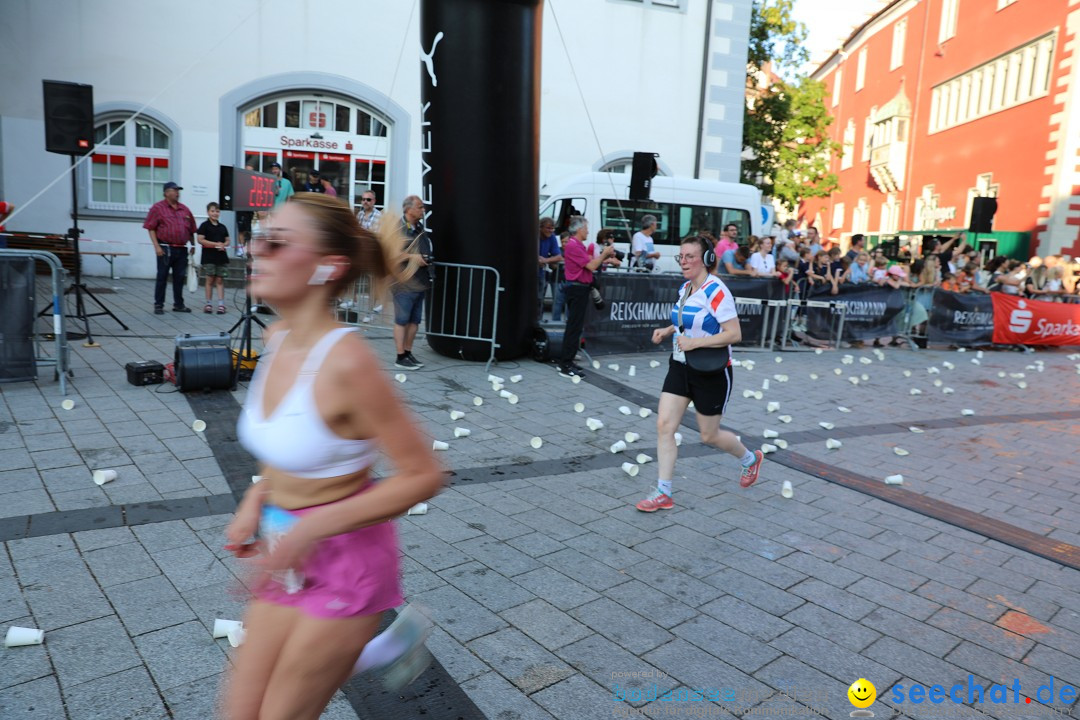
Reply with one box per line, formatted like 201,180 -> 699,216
237,327 -> 377,479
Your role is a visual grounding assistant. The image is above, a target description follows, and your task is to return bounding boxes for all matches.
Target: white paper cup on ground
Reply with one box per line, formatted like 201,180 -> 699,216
636,453 -> 653,464
487,374 -> 505,384
510,375 -> 522,383
213,619 -> 243,640
760,443 -> 777,454
961,408 -> 975,416
628,365 -> 636,377
819,422 -> 834,430
778,415 -> 792,423
618,406 -> 632,416
809,373 -> 819,380
753,391 -> 764,400
837,406 -> 851,413
621,462 -> 639,477
826,438 -> 842,450
574,403 -> 585,413
395,374 -> 407,383
774,439 -> 788,449
251,475 -> 263,484
5,626 -> 44,647
586,418 -> 604,431
610,440 -> 627,453
762,379 -> 770,391
432,440 -> 449,451
450,410 -> 465,421
763,429 -> 779,439
592,360 -> 601,369
473,397 -> 483,406
909,426 -> 924,433
608,363 -> 620,371
92,469 -> 117,486
639,408 -> 652,418
530,437 -> 543,449
61,399 -> 75,411
571,374 -> 582,384
767,401 -> 780,413
407,503 -> 429,515
453,427 -> 471,438
192,419 -> 207,433
893,447 -> 909,456
781,480 -> 794,499
491,382 -> 504,392
624,432 -> 640,443
884,474 -> 904,485
815,348 -> 823,354
227,627 -> 246,648
499,390 -> 513,399
742,389 -> 755,399
648,360 -> 660,368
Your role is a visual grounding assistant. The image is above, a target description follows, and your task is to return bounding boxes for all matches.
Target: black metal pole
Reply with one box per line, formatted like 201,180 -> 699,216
69,156 -> 96,345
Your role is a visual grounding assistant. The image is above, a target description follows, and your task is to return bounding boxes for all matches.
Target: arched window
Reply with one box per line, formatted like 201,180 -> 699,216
88,115 -> 173,211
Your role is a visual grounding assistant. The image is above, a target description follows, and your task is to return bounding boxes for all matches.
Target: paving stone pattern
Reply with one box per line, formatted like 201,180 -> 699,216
1,278 -> 1079,719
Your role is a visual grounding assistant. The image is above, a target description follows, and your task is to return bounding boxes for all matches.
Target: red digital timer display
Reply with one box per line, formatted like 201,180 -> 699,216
219,166 -> 277,212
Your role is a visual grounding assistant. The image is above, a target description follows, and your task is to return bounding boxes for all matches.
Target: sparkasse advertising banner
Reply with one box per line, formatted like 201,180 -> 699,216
991,294 -> 1080,346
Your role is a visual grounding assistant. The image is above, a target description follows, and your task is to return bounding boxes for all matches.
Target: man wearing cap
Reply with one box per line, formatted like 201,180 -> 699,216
303,169 -> 325,193
143,182 -> 197,314
269,162 -> 294,206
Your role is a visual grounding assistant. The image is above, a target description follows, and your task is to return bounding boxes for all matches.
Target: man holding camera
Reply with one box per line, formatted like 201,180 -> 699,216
393,195 -> 433,370
558,216 -> 614,379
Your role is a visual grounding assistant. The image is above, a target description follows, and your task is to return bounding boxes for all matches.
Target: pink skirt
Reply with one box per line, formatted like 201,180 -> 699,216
255,487 -> 402,619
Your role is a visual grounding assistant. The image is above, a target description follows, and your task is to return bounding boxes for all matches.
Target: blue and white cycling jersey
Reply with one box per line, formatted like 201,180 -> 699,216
670,276 -> 739,338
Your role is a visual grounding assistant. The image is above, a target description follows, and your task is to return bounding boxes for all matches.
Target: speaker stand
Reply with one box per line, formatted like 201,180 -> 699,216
38,156 -> 130,345
227,255 -> 266,388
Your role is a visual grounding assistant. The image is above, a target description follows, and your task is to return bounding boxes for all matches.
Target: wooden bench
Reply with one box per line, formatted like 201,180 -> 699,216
0,233 -> 77,275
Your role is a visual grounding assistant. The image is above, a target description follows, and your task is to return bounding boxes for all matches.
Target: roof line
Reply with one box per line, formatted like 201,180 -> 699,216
812,0 -> 905,76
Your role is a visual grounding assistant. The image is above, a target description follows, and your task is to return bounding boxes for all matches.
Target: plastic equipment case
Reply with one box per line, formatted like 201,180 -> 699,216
125,361 -> 165,386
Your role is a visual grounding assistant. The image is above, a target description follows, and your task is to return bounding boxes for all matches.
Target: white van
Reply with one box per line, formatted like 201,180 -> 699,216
538,172 -> 763,273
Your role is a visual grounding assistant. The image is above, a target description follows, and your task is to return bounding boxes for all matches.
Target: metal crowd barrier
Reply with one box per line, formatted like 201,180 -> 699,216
426,262 -> 503,371
780,296 -> 849,350
338,274 -> 395,329
894,286 -> 935,351
0,249 -> 70,395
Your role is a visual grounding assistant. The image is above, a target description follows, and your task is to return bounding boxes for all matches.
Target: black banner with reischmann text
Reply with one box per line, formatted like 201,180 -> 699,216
804,283 -> 906,341
583,272 -> 784,355
927,289 -> 995,346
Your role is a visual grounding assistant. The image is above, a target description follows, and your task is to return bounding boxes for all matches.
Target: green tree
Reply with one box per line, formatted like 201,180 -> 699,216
742,0 -> 839,212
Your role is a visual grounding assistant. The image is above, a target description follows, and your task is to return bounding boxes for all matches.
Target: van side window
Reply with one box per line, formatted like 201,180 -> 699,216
542,198 -> 587,234
601,200 -> 672,244
676,205 -> 751,241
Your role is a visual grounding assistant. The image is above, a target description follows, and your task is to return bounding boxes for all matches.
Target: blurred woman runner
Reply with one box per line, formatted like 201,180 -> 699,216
637,236 -> 764,512
224,193 -> 444,719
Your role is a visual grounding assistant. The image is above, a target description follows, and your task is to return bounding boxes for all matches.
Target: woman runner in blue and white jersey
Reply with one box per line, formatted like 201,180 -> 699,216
636,236 -> 765,512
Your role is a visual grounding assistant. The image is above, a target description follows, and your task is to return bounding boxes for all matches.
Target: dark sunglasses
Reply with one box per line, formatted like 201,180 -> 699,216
362,197 -> 375,202
251,231 -> 317,255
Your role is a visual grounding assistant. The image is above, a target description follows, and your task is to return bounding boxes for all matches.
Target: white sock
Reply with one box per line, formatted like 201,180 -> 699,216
740,449 -> 756,467
353,627 -> 409,673
657,479 -> 673,497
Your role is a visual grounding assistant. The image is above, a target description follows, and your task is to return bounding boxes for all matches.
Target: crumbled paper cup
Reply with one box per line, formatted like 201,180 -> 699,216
837,406 -> 851,412
774,439 -> 788,449
834,368 -> 843,375
884,474 -> 904,485
192,420 -> 207,433
586,418 -> 604,431
92,469 -> 117,486
407,503 -> 429,515
767,401 -> 780,413
649,360 -> 661,368
674,432 -> 683,446
826,438 -> 842,449
819,422 -> 834,430
781,480 -> 793,499
395,374 -> 407,383
815,348 -> 823,354
487,374 -> 504,384
893,447 -> 909,456
453,427 -> 471,438
530,437 -> 543,449
928,367 -> 940,374
510,375 -> 522,383
5,626 -> 45,648
961,409 -> 975,416
942,361 -> 955,370
491,382 -> 504,392
624,432 -> 640,443
1017,381 -> 1027,389
639,408 -> 652,418
910,388 -> 922,395
775,357 -> 783,363
608,363 -> 620,371
778,415 -> 792,423
761,443 -> 777,454
933,379 -> 943,387
774,374 -> 788,382
957,348 -> 966,352
450,410 -> 465,421
60,399 -> 75,411
213,619 -> 243,639
971,358 -> 981,365
848,377 -> 859,385
499,390 -> 513,399
593,361 -> 601,369
902,370 -> 912,377
432,440 -> 449,451
619,406 -> 632,415
842,355 -> 854,365
252,475 -> 262,484
943,387 -> 954,394
997,371 -> 1007,378
860,357 -> 872,365
636,453 -> 653,464
227,627 -> 246,648
610,440 -> 627,453
763,429 -> 779,439
809,373 -> 819,380
860,374 -> 869,381
909,426 -> 924,433
473,397 -> 483,406
753,391 -> 764,400
743,389 -> 755,399
574,403 -> 585,413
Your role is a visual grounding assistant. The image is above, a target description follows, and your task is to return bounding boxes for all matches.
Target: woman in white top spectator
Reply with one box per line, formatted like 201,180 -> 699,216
748,236 -> 779,277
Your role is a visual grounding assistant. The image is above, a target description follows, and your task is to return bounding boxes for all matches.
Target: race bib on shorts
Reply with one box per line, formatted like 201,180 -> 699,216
260,505 -> 306,594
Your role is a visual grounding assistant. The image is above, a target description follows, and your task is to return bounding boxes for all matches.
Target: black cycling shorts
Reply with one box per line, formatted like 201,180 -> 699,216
661,355 -> 734,417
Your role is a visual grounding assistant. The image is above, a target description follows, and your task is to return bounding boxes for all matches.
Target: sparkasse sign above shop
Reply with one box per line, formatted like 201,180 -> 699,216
279,135 -> 340,150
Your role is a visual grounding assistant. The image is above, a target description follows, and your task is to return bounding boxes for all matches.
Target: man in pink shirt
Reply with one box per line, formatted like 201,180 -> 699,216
558,216 -> 614,379
715,223 -> 740,256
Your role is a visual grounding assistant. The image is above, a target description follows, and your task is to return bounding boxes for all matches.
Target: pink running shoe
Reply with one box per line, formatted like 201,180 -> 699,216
636,490 -> 674,512
740,450 -> 765,488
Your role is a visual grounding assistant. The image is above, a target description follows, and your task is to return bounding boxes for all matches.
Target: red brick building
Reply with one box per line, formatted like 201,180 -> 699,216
800,0 -> 1080,257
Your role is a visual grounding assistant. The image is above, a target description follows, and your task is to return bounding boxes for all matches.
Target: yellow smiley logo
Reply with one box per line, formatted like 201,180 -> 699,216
848,678 -> 876,709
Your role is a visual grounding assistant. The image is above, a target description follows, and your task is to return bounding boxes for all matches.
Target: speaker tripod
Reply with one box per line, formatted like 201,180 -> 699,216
227,254 -> 266,387
38,156 -> 129,345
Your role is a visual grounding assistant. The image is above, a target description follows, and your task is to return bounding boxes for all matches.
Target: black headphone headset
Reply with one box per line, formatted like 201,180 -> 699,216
686,236 -> 717,270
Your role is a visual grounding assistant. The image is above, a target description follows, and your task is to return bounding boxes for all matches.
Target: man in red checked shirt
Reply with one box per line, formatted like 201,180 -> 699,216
143,181 -> 196,314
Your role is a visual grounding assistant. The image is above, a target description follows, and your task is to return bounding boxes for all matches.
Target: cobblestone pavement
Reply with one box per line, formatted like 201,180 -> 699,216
1,278 -> 1078,719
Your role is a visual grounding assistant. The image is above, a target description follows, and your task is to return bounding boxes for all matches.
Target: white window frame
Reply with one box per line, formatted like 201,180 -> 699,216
87,115 -> 173,213
862,110 -> 876,161
831,69 -> 842,108
832,202 -> 845,231
928,32 -> 1056,133
891,19 -> 907,70
852,198 -> 869,234
841,120 -> 856,170
856,49 -> 867,91
939,0 -> 959,44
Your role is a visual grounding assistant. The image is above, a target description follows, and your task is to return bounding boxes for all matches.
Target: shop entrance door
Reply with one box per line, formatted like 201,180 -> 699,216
284,150 -> 315,191
317,154 -> 348,198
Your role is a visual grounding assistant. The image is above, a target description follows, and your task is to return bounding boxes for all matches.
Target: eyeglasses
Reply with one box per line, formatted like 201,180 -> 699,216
251,231 -> 319,255
674,254 -> 701,263
362,197 -> 375,203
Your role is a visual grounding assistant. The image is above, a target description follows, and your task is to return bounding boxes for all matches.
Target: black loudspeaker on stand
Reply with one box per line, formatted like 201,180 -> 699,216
39,81 -> 129,345
969,197 -> 998,234
226,256 -> 266,387
629,152 -> 659,202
